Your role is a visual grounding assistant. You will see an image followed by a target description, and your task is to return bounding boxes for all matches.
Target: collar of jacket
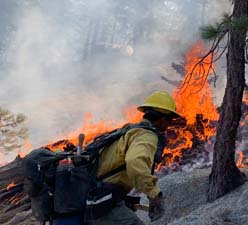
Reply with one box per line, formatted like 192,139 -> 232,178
140,118 -> 153,127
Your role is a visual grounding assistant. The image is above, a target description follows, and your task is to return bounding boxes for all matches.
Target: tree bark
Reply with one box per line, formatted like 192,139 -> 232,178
207,0 -> 248,202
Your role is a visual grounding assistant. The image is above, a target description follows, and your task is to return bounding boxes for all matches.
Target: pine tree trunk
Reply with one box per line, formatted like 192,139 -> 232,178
207,0 -> 248,202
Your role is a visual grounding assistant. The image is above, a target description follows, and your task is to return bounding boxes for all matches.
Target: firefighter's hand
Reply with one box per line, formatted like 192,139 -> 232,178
148,192 -> 164,222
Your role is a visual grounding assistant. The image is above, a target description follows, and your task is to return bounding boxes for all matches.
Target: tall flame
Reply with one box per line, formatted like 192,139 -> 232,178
174,42 -> 219,124
160,42 -> 219,169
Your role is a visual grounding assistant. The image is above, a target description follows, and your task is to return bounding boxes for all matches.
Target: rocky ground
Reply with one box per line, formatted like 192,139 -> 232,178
1,157 -> 248,225
139,168 -> 248,225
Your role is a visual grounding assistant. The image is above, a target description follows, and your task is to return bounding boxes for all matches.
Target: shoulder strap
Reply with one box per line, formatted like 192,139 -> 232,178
151,132 -> 166,174
116,122 -> 167,175
96,122 -> 160,180
98,164 -> 126,180
85,121 -> 158,155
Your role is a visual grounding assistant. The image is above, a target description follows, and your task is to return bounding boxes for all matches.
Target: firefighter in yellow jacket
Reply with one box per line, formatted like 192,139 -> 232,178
88,91 -> 181,225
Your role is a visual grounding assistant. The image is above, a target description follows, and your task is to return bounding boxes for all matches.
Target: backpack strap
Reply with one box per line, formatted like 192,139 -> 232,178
98,164 -> 126,180
119,121 -> 166,175
97,121 -> 165,180
86,121 -> 158,158
151,131 -> 166,174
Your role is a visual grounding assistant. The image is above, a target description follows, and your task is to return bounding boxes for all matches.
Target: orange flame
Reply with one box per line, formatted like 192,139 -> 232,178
18,141 -> 33,158
174,42 -> 219,124
46,106 -> 142,151
236,91 -> 248,167
158,42 -> 219,169
236,151 -> 247,168
240,114 -> 248,126
8,193 -> 26,205
6,182 -> 15,190
243,91 -> 248,105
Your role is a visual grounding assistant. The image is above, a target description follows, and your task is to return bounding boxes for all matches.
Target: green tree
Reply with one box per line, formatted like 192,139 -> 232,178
0,107 -> 28,153
195,0 -> 248,201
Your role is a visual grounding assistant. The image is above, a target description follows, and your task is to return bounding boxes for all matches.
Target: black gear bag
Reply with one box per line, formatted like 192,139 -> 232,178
53,122 -> 159,217
23,148 -> 61,223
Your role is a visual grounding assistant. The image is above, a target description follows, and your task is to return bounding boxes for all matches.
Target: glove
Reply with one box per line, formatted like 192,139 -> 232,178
148,192 -> 164,222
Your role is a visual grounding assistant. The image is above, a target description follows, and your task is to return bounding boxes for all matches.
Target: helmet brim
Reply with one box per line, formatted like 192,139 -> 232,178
137,105 -> 182,119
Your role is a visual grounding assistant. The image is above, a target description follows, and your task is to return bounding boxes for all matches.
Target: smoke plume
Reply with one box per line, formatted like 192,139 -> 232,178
0,0 -> 230,163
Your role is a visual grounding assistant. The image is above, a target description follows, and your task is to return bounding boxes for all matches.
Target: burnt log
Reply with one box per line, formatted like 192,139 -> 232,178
0,157 -> 32,225
0,156 -> 24,189
0,183 -> 24,202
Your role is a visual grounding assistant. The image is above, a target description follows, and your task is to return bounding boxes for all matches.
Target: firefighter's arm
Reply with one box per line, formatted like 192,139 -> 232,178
125,130 -> 160,198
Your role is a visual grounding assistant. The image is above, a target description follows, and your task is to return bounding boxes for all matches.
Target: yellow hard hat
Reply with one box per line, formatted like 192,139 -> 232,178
137,91 -> 181,118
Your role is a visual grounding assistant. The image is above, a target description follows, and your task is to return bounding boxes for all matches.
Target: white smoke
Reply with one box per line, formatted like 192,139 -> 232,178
0,0 -> 230,163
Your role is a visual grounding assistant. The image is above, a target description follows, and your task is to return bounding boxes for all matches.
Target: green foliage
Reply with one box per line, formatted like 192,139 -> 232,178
16,113 -> 26,124
0,107 -> 28,153
200,13 -> 231,41
0,108 -> 10,117
222,12 -> 232,24
201,25 -> 220,40
232,16 -> 248,31
200,13 -> 248,41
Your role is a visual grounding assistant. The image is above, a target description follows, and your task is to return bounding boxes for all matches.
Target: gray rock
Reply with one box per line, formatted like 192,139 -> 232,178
137,168 -> 210,225
137,168 -> 248,225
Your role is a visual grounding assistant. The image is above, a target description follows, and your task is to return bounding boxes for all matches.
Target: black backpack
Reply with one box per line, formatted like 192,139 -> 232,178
23,148 -> 61,223
23,122 -> 165,223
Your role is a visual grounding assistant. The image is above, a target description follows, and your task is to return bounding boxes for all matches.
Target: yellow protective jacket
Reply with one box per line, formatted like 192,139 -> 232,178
97,119 -> 160,198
